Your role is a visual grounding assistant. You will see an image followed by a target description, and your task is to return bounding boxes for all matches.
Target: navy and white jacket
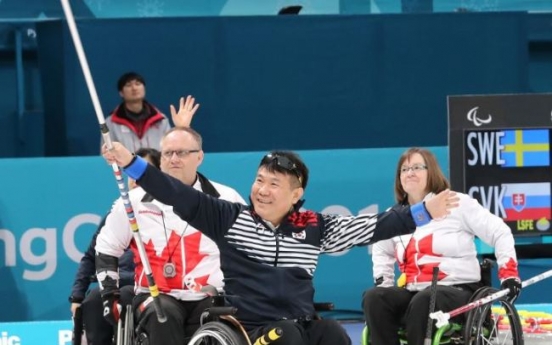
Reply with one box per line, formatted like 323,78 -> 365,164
125,157 -> 425,328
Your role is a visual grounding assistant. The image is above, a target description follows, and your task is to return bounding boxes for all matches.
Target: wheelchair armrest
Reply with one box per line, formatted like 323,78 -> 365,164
206,306 -> 238,317
481,258 -> 495,270
314,302 -> 334,311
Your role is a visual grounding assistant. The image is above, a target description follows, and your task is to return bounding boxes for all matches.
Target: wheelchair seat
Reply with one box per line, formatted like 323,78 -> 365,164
188,297 -> 336,345
361,259 -> 524,345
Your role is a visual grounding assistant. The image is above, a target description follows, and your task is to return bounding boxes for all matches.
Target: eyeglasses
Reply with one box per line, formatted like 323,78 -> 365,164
261,153 -> 303,185
161,149 -> 200,159
400,164 -> 428,174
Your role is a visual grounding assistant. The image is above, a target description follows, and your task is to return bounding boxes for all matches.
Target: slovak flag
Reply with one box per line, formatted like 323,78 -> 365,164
502,183 -> 551,221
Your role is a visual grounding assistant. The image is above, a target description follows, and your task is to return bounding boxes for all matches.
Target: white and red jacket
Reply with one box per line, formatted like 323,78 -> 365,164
104,101 -> 171,152
373,192 -> 519,291
96,175 -> 245,301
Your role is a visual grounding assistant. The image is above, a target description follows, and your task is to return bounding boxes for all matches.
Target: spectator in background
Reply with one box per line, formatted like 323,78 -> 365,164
103,71 -> 199,151
362,147 -> 521,345
69,147 -> 161,345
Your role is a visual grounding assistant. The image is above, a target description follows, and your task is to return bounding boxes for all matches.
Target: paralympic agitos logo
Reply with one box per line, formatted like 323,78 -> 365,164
467,107 -> 492,127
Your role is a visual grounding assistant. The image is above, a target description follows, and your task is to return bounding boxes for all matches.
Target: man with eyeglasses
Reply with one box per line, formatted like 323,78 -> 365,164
101,145 -> 459,345
95,127 -> 245,345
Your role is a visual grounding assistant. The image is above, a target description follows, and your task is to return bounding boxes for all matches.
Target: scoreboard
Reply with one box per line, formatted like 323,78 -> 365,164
449,93 -> 552,237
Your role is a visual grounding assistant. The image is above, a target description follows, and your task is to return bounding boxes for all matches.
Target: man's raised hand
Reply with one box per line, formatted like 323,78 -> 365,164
424,189 -> 459,219
170,95 -> 200,128
101,142 -> 134,167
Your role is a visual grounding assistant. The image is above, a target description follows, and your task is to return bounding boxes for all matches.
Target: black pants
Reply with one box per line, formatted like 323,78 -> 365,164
133,293 -> 212,345
82,285 -> 134,345
247,319 -> 352,345
362,286 -> 473,345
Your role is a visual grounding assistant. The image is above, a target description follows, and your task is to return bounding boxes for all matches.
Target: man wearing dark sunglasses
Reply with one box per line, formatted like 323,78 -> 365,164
102,144 -> 459,345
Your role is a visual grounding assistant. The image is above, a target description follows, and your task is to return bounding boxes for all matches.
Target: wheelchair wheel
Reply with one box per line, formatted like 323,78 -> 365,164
188,321 -> 248,345
114,305 -> 135,345
361,325 -> 369,345
464,287 -> 496,344
463,287 -> 524,345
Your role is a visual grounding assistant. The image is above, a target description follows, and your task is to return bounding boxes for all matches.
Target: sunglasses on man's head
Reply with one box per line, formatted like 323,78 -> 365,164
261,153 -> 303,185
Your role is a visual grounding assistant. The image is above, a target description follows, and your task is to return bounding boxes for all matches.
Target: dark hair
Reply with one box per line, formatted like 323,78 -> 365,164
117,72 -> 145,91
135,147 -> 161,169
161,127 -> 203,149
259,151 -> 309,189
394,147 -> 450,204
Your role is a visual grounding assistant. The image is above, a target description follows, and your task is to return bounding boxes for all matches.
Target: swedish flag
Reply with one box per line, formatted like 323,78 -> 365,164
500,129 -> 550,167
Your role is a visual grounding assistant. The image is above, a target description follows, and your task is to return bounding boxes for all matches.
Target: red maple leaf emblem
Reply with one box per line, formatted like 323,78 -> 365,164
404,234 -> 447,283
132,230 -> 210,290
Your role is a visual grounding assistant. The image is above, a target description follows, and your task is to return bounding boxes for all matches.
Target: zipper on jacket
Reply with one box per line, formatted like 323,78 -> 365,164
274,229 -> 282,266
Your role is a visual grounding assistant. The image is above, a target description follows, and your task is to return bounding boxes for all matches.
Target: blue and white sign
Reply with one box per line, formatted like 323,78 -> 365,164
0,320 -> 72,345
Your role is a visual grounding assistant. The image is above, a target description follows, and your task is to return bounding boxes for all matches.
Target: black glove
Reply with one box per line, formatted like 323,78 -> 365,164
500,277 -> 522,303
101,293 -> 121,326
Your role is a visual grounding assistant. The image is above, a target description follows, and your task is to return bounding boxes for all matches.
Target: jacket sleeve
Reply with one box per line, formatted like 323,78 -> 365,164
96,252 -> 120,297
95,202 -> 133,296
161,116 -> 172,133
460,195 -> 519,281
118,249 -> 135,286
69,214 -> 108,302
372,239 -> 397,287
320,204 -> 416,253
95,200 -> 133,258
129,160 -> 243,242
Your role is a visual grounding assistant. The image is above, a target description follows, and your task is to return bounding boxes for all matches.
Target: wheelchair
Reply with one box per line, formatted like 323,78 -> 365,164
361,259 -> 524,345
186,300 -> 249,345
187,297 -> 336,345
361,285 -> 523,345
73,298 -> 142,345
118,295 -> 332,345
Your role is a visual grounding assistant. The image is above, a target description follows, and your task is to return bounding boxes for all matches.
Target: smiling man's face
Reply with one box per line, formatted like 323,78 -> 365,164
250,166 -> 303,226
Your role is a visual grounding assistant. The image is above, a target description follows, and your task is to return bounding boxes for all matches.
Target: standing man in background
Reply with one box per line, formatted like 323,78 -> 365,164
104,71 -> 199,151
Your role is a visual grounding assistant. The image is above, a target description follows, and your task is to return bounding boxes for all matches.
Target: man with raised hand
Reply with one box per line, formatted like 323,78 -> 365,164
96,127 -> 245,345
102,144 -> 458,345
